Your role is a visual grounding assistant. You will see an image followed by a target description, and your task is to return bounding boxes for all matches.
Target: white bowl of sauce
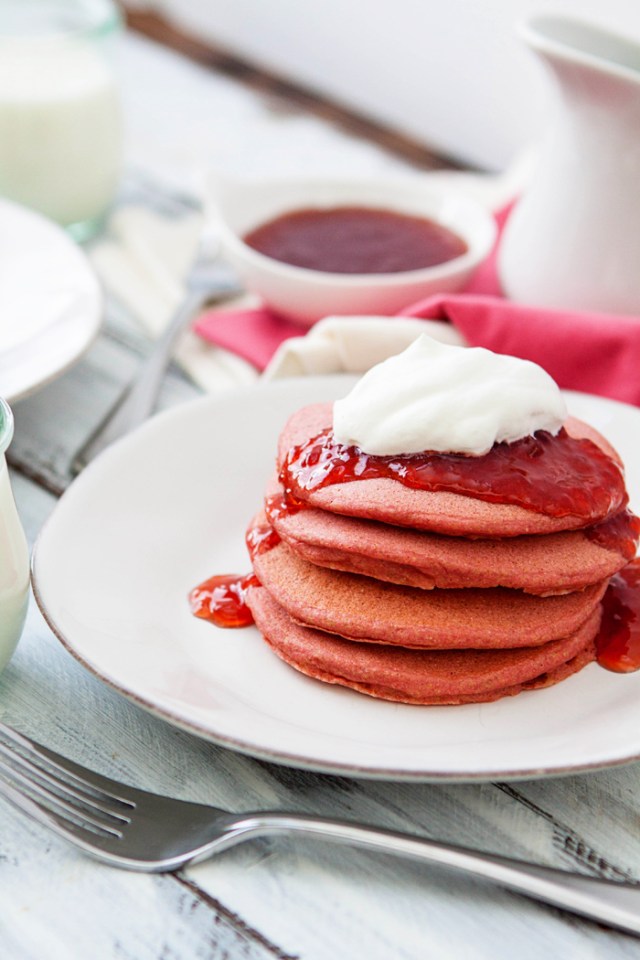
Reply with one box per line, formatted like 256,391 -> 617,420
210,176 -> 496,326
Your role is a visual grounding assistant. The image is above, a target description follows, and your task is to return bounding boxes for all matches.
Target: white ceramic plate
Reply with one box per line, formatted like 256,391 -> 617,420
0,199 -> 102,402
32,376 -> 640,781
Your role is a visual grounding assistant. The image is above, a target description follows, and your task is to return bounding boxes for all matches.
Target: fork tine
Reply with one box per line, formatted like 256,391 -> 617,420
0,754 -> 124,837
0,722 -> 135,806
0,769 -> 112,845
0,762 -> 126,855
0,740 -> 131,826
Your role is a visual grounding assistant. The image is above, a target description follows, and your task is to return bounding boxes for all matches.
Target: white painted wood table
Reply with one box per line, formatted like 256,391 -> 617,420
3,28 -> 640,960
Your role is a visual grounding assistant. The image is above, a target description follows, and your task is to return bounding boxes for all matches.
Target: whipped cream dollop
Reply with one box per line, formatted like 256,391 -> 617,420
332,335 -> 567,456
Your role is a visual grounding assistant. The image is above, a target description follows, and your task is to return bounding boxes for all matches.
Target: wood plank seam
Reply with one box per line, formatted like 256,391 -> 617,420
7,453 -> 67,499
494,782 -> 635,882
176,875 -> 300,960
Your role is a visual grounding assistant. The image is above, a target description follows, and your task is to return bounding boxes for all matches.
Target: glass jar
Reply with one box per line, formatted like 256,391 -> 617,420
0,398 -> 30,673
0,0 -> 122,241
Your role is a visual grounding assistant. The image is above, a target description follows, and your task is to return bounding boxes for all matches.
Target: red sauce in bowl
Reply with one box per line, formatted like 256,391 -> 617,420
243,206 -> 468,275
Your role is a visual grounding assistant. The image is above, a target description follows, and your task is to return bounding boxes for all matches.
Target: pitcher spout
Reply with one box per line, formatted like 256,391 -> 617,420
520,15 -> 640,86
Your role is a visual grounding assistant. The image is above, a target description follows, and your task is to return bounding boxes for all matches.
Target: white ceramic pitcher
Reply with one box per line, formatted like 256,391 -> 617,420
498,15 -> 640,314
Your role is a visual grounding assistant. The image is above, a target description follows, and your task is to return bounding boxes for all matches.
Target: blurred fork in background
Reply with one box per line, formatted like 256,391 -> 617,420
71,233 -> 242,473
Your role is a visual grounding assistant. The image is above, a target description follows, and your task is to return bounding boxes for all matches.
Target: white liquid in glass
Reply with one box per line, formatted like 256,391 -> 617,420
0,37 -> 121,228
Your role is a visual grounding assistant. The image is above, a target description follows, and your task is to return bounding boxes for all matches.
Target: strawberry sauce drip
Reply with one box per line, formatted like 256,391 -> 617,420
246,516 -> 280,559
597,559 -> 640,672
189,515 -> 282,628
188,573 -> 258,628
264,491 -> 299,526
586,509 -> 640,560
280,427 -> 627,521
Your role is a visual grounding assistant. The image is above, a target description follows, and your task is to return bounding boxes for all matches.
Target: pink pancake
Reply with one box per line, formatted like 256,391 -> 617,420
251,537 -> 608,649
265,477 -> 637,595
277,404 -> 625,537
247,586 -> 599,705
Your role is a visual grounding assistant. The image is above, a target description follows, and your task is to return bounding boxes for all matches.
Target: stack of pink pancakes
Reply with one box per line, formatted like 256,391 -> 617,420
245,403 -> 639,705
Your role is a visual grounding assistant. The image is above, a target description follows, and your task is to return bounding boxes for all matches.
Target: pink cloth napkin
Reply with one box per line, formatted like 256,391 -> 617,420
194,304 -> 305,370
194,206 -> 640,406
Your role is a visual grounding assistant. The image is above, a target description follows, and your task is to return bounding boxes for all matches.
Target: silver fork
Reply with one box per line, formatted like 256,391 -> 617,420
1,723 -> 640,936
71,239 -> 242,474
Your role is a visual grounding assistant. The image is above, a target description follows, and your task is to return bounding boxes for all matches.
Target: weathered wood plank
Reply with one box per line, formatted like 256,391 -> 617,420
496,773 -> 640,881
0,808 -> 295,960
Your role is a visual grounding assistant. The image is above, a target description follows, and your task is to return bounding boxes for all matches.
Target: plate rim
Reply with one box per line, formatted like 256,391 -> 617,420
0,197 -> 103,403
31,377 -> 640,782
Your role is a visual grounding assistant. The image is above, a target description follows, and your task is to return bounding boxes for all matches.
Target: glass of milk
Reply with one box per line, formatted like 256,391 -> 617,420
0,398 -> 29,675
0,0 -> 122,241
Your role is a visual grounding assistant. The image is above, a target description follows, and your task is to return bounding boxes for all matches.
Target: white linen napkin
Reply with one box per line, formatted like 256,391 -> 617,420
263,315 -> 466,379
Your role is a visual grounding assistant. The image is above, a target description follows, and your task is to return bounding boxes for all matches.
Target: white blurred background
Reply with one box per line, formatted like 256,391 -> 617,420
124,0 -> 640,170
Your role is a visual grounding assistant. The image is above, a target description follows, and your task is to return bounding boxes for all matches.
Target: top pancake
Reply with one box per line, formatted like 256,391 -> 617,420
277,403 -> 624,537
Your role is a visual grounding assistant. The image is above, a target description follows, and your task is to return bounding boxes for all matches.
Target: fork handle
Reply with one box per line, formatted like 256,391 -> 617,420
217,813 -> 640,936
